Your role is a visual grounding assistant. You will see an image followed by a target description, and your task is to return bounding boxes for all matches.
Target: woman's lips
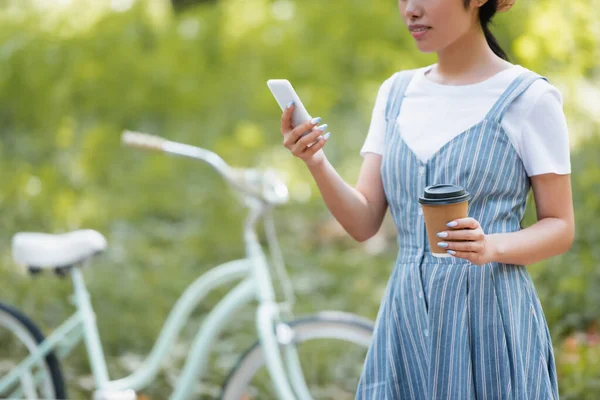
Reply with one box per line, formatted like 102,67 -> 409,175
409,25 -> 431,40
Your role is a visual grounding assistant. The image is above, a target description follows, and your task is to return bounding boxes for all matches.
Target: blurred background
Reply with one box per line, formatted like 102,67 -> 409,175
0,0 -> 598,398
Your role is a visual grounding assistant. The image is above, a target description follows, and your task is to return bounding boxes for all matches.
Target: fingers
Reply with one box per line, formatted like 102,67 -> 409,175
437,240 -> 485,253
280,109 -> 329,163
446,217 -> 480,229
436,217 -> 488,266
436,228 -> 484,241
301,133 -> 328,157
451,217 -> 480,229
294,124 -> 327,149
280,101 -> 295,134
290,125 -> 328,156
285,117 -> 322,146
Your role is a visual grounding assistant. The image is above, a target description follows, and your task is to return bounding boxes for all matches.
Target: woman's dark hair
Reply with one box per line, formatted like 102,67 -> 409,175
464,0 -> 510,61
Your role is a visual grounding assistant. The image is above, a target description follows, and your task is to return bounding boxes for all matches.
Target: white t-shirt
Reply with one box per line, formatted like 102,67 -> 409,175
361,64 -> 571,177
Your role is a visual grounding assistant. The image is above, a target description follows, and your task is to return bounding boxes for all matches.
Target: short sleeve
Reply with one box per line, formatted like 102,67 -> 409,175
360,76 -> 394,157
520,87 -> 571,176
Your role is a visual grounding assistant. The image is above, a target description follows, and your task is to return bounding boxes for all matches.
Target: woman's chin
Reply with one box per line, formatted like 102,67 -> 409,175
415,43 -> 438,53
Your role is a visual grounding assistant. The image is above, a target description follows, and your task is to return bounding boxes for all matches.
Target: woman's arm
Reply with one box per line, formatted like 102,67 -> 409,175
488,173 -> 574,264
307,153 -> 388,242
280,103 -> 388,242
439,173 -> 575,266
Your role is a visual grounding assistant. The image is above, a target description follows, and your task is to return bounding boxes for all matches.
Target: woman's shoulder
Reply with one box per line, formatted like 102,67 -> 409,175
376,66 -> 429,96
513,65 -> 563,105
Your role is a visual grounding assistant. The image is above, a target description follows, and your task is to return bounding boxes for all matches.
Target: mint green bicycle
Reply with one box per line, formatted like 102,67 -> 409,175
0,131 -> 374,400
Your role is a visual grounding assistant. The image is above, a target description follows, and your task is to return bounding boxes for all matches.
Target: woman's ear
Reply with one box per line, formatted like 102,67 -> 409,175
472,0 -> 488,9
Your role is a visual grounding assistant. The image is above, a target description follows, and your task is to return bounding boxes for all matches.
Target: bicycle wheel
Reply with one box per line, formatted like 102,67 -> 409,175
221,311 -> 374,400
0,302 -> 67,400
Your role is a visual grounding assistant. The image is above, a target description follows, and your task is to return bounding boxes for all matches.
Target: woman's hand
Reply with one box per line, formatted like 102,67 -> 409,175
436,217 -> 497,266
281,101 -> 330,167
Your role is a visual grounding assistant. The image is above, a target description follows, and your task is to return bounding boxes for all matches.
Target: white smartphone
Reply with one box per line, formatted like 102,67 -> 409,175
267,79 -> 331,144
266,79 -> 312,128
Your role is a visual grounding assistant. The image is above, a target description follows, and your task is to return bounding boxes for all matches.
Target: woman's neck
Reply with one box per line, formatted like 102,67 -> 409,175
428,27 -> 512,85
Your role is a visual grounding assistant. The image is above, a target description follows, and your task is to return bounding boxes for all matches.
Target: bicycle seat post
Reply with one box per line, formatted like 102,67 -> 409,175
70,266 -> 111,390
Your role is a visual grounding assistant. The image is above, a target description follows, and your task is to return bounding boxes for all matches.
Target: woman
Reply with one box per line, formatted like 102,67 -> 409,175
280,0 -> 574,398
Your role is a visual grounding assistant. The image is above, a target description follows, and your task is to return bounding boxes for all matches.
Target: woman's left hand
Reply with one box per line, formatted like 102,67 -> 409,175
436,217 -> 497,266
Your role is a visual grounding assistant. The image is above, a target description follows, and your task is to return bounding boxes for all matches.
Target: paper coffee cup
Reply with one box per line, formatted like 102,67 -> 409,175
418,184 -> 470,258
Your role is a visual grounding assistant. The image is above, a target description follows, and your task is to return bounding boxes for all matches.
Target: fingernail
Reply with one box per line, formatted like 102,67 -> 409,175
286,101 -> 294,109
317,124 -> 328,131
447,221 -> 458,227
447,250 -> 456,255
321,132 -> 331,140
310,117 -> 322,125
437,242 -> 448,248
437,232 -> 448,238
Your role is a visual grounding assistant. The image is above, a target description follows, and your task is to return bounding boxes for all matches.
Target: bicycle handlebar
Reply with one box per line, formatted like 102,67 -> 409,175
121,130 -> 289,206
122,130 -> 234,178
121,131 -> 168,152
121,130 -> 296,311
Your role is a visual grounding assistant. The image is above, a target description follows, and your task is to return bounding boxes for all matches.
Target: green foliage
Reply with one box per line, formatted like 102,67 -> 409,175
0,0 -> 598,398
555,332 -> 600,400
528,132 -> 600,334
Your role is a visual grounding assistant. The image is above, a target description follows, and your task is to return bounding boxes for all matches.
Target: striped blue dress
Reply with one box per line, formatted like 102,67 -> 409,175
355,70 -> 559,399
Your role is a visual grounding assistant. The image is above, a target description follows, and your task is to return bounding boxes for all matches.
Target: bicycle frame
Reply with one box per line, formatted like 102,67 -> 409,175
1,132 -> 320,400
0,203 -> 312,400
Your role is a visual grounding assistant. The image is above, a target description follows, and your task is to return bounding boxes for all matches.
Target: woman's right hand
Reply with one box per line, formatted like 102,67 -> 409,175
281,101 -> 330,167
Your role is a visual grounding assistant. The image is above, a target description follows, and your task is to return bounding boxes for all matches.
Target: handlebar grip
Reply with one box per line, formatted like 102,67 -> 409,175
121,130 -> 168,151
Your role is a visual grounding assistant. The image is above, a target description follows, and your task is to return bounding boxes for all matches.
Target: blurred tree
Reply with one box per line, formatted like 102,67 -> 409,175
171,0 -> 217,12
0,0 -> 597,398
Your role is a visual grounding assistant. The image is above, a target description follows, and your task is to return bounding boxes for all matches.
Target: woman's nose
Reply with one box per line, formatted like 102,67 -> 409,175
403,0 -> 423,19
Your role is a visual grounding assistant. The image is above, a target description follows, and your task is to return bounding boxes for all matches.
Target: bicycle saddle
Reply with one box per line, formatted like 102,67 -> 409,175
12,230 -> 107,269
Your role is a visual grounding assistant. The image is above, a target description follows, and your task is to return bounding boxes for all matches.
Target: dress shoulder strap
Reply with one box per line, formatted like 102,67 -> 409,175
384,70 -> 418,123
485,70 -> 548,124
